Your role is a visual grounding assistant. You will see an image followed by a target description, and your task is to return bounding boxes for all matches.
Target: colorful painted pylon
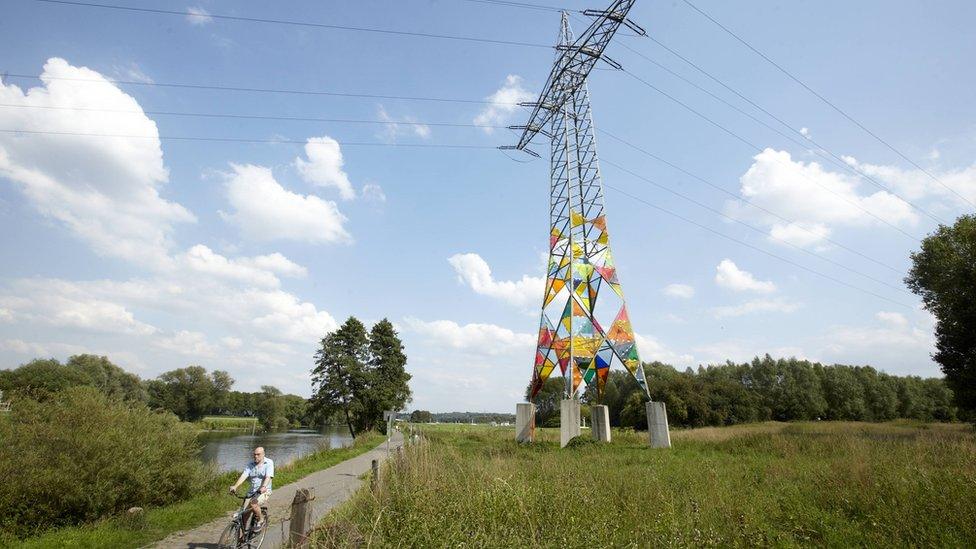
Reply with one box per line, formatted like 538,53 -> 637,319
529,12 -> 650,401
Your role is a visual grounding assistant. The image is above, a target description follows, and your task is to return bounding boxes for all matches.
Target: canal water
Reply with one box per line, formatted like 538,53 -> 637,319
198,425 -> 354,472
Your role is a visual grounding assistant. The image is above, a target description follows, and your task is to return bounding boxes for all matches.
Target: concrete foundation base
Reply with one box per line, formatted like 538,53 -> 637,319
515,402 -> 535,443
591,404 -> 611,442
646,401 -> 671,448
560,398 -> 581,448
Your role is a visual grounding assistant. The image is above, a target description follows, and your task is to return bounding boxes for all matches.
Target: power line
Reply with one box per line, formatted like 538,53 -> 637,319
601,158 -> 910,295
0,125 -> 915,308
0,128 -> 498,149
0,103 -> 506,130
0,101 -> 909,275
620,68 -> 923,242
679,0 -> 976,210
598,129 -> 904,275
455,0 -> 565,12
29,0 -> 553,49
601,181 -> 916,310
0,72 -> 513,106
612,38 -> 947,226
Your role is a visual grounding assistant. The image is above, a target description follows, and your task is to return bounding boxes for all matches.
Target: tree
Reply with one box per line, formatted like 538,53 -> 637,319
146,366 -> 234,421
0,355 -> 146,403
255,385 -> 287,430
311,317 -> 370,438
0,358 -> 89,398
66,354 -> 147,403
363,319 -> 412,432
525,376 -> 565,427
906,214 -> 976,419
410,410 -> 433,423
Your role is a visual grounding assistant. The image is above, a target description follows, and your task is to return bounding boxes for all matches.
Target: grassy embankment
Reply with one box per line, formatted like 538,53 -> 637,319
12,432 -> 383,549
196,415 -> 259,431
315,422 -> 976,547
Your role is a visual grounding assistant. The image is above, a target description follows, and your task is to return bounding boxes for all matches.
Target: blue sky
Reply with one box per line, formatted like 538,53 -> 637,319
1,0 -> 974,412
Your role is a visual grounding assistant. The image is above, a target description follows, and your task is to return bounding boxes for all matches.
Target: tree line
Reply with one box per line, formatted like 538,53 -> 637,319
0,355 -> 311,429
529,355 -> 961,429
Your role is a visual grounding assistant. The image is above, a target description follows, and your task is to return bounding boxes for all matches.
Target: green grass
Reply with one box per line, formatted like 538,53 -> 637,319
10,431 -> 383,548
196,416 -> 259,431
314,422 -> 976,547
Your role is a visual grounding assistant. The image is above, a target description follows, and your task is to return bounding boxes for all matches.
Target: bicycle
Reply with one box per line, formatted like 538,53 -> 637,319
216,492 -> 269,549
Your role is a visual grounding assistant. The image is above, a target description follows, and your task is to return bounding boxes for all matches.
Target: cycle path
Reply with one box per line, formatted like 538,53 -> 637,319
150,432 -> 404,549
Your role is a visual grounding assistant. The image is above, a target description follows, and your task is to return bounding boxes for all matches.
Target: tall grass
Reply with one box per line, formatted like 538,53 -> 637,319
314,422 -> 976,547
0,387 -> 208,536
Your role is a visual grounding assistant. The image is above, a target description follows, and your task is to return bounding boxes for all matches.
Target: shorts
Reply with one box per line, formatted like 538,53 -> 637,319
248,491 -> 271,507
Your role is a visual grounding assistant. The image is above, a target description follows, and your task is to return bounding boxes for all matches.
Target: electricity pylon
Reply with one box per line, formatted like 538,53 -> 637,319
509,2 -> 650,400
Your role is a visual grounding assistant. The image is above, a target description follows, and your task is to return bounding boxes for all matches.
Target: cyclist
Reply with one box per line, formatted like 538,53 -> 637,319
229,446 -> 274,532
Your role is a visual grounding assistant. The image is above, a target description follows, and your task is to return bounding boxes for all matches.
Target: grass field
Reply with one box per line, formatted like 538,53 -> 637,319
10,432 -> 383,549
314,422 -> 976,547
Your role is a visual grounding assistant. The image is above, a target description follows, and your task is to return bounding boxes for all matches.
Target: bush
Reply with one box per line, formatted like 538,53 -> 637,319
0,386 -> 209,536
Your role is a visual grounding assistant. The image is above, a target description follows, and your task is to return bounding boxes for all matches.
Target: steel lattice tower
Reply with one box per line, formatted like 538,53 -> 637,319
513,2 -> 650,400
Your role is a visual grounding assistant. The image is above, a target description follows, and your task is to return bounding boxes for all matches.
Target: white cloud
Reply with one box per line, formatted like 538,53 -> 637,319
473,75 -> 534,134
875,311 -> 908,327
294,136 -> 356,200
0,278 -> 156,335
0,339 -> 88,357
715,259 -> 776,293
447,253 -> 543,310
820,314 -> 935,371
712,298 -> 801,318
221,336 -> 244,350
113,62 -> 154,84
185,6 -> 213,25
221,163 -> 351,244
693,340 -> 809,365
376,105 -> 431,142
238,252 -> 307,278
361,183 -> 387,203
768,222 -> 831,248
663,283 -> 695,299
0,57 -> 195,268
182,244 -> 282,288
728,149 -> 917,247
843,155 -> 976,205
635,334 -> 694,367
800,127 -> 810,138
153,330 -> 217,357
0,60 -> 344,395
404,317 -> 534,355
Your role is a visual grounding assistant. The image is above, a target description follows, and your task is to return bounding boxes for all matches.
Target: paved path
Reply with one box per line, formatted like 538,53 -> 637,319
151,433 -> 403,549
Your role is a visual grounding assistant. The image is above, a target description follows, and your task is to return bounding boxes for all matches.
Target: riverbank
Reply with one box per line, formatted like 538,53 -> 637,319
314,422 -> 976,546
9,432 -> 383,548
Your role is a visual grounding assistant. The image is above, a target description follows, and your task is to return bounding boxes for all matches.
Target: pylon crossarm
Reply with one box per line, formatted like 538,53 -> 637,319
515,0 -> 636,151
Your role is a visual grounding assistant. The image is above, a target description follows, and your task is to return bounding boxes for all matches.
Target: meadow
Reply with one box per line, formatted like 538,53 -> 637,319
314,421 -> 976,547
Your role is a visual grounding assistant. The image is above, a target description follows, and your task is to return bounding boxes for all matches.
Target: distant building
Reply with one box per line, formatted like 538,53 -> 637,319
0,390 -> 10,413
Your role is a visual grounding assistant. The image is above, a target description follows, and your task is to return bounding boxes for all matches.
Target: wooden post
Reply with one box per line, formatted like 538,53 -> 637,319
371,459 -> 379,491
287,488 -> 315,548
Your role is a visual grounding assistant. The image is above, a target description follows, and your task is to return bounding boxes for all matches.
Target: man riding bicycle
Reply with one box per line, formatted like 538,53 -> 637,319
229,446 -> 274,532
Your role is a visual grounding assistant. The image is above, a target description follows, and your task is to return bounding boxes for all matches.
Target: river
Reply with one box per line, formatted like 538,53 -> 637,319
198,425 -> 354,472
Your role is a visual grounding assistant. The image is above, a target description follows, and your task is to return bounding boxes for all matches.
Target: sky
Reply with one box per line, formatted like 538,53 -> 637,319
1,0 -> 975,413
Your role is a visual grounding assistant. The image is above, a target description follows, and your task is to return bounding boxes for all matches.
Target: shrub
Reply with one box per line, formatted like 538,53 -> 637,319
0,386 -> 209,536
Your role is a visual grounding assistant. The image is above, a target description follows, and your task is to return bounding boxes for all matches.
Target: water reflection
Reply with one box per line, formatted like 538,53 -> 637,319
198,426 -> 354,472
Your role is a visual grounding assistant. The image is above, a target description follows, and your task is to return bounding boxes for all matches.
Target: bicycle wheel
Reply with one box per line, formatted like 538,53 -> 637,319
248,510 -> 269,549
216,522 -> 240,549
